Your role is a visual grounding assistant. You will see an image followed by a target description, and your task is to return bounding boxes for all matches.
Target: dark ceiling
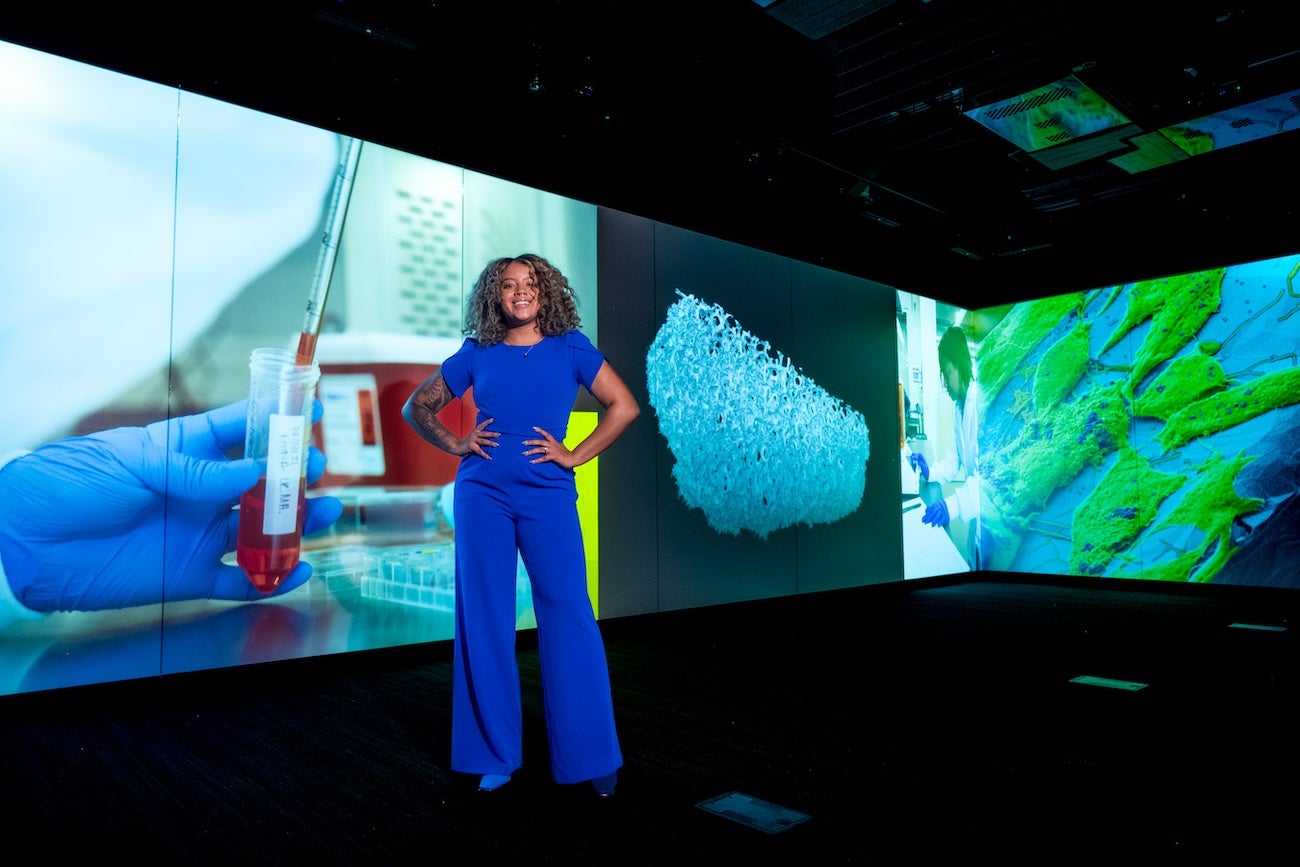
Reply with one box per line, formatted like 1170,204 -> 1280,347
5,0 -> 1299,310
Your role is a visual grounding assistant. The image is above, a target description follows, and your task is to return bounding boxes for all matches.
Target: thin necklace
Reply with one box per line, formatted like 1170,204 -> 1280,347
514,336 -> 542,358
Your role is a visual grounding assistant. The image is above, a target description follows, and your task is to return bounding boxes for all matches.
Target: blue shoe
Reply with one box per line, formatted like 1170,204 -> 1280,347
478,773 -> 511,792
590,772 -> 617,798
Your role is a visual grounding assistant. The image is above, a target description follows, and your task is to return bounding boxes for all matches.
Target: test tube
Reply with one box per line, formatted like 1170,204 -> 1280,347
237,347 -> 321,592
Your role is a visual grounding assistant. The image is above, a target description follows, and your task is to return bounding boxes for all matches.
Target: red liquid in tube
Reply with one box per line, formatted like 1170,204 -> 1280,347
237,476 -> 307,593
295,331 -> 318,367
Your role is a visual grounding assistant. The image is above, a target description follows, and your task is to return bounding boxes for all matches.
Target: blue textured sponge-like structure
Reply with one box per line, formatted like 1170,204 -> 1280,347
646,291 -> 871,538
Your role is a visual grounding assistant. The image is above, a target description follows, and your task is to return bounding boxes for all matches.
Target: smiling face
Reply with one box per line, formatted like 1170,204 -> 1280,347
498,260 -> 540,329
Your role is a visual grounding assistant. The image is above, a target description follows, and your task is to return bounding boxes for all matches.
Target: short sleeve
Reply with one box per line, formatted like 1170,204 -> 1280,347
565,330 -> 606,390
438,338 -> 478,397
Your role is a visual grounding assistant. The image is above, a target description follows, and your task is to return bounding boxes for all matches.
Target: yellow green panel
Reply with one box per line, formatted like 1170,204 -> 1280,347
565,411 -> 600,616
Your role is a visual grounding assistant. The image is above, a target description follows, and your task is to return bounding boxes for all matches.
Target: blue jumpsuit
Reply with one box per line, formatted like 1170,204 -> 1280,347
439,329 -> 622,784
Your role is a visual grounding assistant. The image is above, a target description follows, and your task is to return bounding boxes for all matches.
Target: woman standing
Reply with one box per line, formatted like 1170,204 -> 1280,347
402,253 -> 639,797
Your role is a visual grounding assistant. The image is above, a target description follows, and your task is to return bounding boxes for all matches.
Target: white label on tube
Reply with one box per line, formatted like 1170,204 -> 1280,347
263,412 -> 305,535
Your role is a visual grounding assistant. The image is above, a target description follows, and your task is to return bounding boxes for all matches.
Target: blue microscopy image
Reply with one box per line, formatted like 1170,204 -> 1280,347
647,291 -> 871,539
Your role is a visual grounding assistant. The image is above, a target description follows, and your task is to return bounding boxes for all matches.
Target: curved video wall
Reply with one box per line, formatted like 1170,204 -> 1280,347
2,36 -> 1297,700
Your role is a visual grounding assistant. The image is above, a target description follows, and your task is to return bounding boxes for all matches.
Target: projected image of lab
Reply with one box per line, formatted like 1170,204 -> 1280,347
897,292 -> 986,578
0,37 -> 600,696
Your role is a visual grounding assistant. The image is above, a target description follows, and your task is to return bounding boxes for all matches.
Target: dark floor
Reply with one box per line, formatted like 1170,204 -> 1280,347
2,576 -> 1296,863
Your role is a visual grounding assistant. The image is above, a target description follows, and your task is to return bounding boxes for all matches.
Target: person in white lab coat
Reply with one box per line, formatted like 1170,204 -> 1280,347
909,325 -> 989,569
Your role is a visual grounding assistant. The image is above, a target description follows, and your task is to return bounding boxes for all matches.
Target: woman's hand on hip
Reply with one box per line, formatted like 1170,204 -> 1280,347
459,418 -> 499,459
525,426 -> 573,468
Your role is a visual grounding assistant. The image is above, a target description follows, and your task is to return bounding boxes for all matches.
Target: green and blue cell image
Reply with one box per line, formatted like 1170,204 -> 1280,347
976,252 -> 1300,588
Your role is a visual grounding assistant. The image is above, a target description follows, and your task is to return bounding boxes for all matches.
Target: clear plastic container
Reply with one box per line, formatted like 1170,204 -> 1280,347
236,347 -> 320,592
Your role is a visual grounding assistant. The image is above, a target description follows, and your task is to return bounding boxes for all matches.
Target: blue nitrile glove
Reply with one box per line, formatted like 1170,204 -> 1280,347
909,451 -> 930,480
0,400 -> 343,613
922,499 -> 950,528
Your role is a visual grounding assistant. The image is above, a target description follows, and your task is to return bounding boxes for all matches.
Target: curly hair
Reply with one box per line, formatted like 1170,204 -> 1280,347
462,253 -> 582,345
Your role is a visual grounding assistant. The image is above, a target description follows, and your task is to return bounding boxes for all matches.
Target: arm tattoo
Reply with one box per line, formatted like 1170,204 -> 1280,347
407,373 -> 462,454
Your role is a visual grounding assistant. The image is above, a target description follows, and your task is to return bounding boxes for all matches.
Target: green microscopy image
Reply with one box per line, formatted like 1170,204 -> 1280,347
974,253 -> 1300,586
978,292 -> 1085,408
1157,366 -> 1300,451
1069,447 -> 1185,576
1100,268 -> 1224,387
1132,351 -> 1228,420
1033,319 -> 1091,414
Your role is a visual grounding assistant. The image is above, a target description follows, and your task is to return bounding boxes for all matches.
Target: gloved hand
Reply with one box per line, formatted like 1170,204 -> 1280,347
922,499 -> 950,528
909,451 -> 930,480
0,400 -> 343,613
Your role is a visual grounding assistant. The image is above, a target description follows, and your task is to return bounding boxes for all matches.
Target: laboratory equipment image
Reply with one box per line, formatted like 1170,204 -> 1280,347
311,332 -> 468,493
0,36 -> 598,697
237,348 -> 321,592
